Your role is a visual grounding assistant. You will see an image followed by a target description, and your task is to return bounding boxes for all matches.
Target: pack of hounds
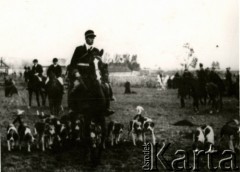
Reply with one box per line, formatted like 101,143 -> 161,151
6,106 -> 240,153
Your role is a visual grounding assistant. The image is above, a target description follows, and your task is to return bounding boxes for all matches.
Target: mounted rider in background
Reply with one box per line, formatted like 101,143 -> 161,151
45,58 -> 64,93
31,59 -> 43,81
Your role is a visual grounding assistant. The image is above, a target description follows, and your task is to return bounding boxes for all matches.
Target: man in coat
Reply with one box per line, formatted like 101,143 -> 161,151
32,59 -> 43,82
225,67 -> 232,96
68,30 -> 114,116
46,58 -> 64,93
197,63 -> 207,105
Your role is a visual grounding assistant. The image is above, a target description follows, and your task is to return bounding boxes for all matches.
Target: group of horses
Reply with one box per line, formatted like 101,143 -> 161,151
168,70 -> 239,113
25,52 -> 111,165
26,71 -> 63,116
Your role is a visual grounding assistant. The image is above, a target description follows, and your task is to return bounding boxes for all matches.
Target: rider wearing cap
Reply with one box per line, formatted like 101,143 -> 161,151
69,30 -> 99,78
32,59 -> 43,82
68,30 -> 114,116
46,58 -> 64,93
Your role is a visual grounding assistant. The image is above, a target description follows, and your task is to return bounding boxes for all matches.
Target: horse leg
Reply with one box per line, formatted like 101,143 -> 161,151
29,91 -> 32,107
40,91 -> 46,107
83,115 -> 91,163
49,99 -> 54,115
97,116 -> 106,164
35,91 -> 40,107
56,96 -> 63,116
219,93 -> 223,110
180,96 -> 185,108
210,97 -> 216,114
194,97 -> 199,112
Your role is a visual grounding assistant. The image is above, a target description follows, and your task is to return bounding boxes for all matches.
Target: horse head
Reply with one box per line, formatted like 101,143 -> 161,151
89,49 -> 104,61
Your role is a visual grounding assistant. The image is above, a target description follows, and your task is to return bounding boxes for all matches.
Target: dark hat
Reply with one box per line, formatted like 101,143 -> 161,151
226,67 -> 231,70
199,63 -> 203,67
85,30 -> 96,38
53,58 -> 58,62
33,59 -> 38,63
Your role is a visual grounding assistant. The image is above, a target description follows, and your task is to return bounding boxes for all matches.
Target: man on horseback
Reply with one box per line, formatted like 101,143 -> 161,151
46,58 -> 64,94
31,59 -> 46,90
32,59 -> 44,82
68,30 -> 114,165
68,30 -> 114,116
225,67 -> 233,96
197,63 -> 207,105
28,59 -> 46,107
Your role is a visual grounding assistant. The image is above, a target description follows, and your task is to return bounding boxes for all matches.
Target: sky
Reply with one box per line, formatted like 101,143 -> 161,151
0,0 -> 238,70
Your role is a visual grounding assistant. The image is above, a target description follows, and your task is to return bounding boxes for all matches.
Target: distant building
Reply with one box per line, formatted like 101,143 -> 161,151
0,58 -> 9,74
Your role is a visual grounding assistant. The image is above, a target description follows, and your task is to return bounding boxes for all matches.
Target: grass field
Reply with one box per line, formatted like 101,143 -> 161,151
1,85 -> 239,172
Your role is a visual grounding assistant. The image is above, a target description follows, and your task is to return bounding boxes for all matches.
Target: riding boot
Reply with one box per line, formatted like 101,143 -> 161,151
99,83 -> 114,116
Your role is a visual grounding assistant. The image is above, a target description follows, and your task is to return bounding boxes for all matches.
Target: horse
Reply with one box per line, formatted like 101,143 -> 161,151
68,49 -> 109,166
46,72 -> 63,116
27,71 -> 46,107
178,73 -> 200,112
205,73 -> 225,113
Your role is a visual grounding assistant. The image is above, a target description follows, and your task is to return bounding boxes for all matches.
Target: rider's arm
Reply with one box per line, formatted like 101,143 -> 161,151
57,65 -> 62,78
70,47 -> 79,70
46,65 -> 51,77
38,65 -> 43,75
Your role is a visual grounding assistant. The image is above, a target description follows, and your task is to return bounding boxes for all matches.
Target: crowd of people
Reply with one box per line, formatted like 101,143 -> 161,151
168,64 -> 238,97
3,30 -> 115,117
166,63 -> 239,112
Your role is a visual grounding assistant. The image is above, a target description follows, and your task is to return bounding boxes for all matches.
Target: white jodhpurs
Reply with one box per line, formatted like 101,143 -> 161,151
45,77 -> 63,85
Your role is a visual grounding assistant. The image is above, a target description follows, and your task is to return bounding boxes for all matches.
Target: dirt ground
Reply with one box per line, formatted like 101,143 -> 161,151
1,85 -> 239,172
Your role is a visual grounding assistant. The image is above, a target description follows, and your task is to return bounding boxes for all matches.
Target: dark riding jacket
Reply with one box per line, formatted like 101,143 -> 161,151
197,68 -> 207,84
69,45 -> 101,79
208,71 -> 225,92
32,64 -> 43,77
47,64 -> 62,78
225,71 -> 232,85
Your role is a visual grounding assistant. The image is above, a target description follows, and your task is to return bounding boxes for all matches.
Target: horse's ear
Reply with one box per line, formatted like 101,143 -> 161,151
99,49 -> 104,56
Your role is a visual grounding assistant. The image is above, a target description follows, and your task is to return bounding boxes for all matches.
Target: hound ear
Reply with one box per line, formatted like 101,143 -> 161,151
99,49 -> 104,56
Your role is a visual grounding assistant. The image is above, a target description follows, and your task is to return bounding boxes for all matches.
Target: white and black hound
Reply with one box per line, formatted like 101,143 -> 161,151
6,123 -> 19,151
107,121 -> 124,146
193,125 -> 214,151
220,119 -> 240,152
129,106 -> 156,146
